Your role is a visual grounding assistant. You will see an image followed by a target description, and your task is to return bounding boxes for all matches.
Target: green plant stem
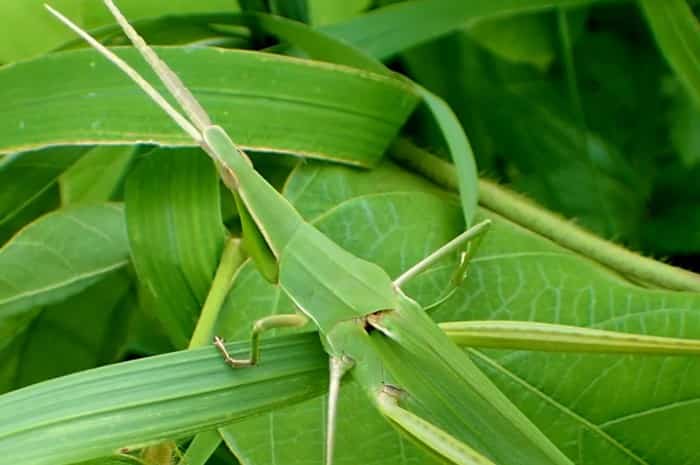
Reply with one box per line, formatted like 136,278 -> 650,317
189,236 -> 246,349
172,237 -> 245,465
390,138 -> 700,292
179,430 -> 222,465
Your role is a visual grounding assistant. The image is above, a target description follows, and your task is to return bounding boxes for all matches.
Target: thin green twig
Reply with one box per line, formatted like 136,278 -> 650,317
390,138 -> 700,292
189,237 -> 246,349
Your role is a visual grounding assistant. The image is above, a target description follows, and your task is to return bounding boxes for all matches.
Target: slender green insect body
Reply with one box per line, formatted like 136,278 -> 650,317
47,2 -> 700,465
46,3 -> 567,463
204,121 -> 572,465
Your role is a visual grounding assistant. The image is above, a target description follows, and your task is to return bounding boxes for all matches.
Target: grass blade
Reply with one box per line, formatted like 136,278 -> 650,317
0,47 -> 418,167
0,334 -> 326,465
125,149 -> 225,348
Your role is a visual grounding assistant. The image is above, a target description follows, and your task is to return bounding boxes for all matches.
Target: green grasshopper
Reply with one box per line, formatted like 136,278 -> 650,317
47,2 -> 700,464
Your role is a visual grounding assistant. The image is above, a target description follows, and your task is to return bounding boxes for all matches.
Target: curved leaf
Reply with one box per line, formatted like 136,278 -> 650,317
126,148 -> 225,348
0,47 -> 418,166
0,203 -> 129,319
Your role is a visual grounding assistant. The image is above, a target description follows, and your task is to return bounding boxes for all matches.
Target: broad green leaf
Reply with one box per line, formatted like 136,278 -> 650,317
0,47 -> 418,167
126,148 -> 225,348
0,203 -> 129,319
0,146 -> 87,242
441,221 -> 700,464
640,0 -> 700,107
0,333 -> 327,465
0,272 -> 132,393
284,159 -> 445,220
60,145 -> 135,205
222,160 -> 700,464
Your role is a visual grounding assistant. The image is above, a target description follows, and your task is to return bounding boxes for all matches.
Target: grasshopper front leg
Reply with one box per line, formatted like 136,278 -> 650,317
213,313 -> 309,367
394,219 -> 491,289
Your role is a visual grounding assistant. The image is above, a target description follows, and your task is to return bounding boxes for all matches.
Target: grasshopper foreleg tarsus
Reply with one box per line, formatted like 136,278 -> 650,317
325,355 -> 354,465
213,313 -> 309,367
393,219 -> 491,289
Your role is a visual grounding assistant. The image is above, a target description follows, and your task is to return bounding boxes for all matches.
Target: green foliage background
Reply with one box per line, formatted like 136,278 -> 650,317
1,1 -> 700,464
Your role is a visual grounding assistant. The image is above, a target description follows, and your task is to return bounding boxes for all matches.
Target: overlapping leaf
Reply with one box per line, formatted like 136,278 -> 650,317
0,203 -> 129,319
126,148 -> 225,348
0,46 -> 418,166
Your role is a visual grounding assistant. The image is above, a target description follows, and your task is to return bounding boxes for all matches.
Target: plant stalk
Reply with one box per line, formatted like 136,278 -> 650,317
189,236 -> 246,349
390,138 -> 700,292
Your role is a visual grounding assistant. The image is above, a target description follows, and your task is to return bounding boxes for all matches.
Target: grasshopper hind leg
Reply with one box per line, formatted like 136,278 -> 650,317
325,356 -> 354,465
376,386 -> 497,465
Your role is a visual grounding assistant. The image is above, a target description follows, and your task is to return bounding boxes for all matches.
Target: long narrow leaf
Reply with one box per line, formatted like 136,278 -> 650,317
0,334 -> 326,465
0,47 -> 418,167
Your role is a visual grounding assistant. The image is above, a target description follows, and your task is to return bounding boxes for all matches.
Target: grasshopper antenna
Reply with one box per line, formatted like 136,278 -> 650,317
102,0 -> 212,132
325,356 -> 353,465
44,3 -> 202,143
